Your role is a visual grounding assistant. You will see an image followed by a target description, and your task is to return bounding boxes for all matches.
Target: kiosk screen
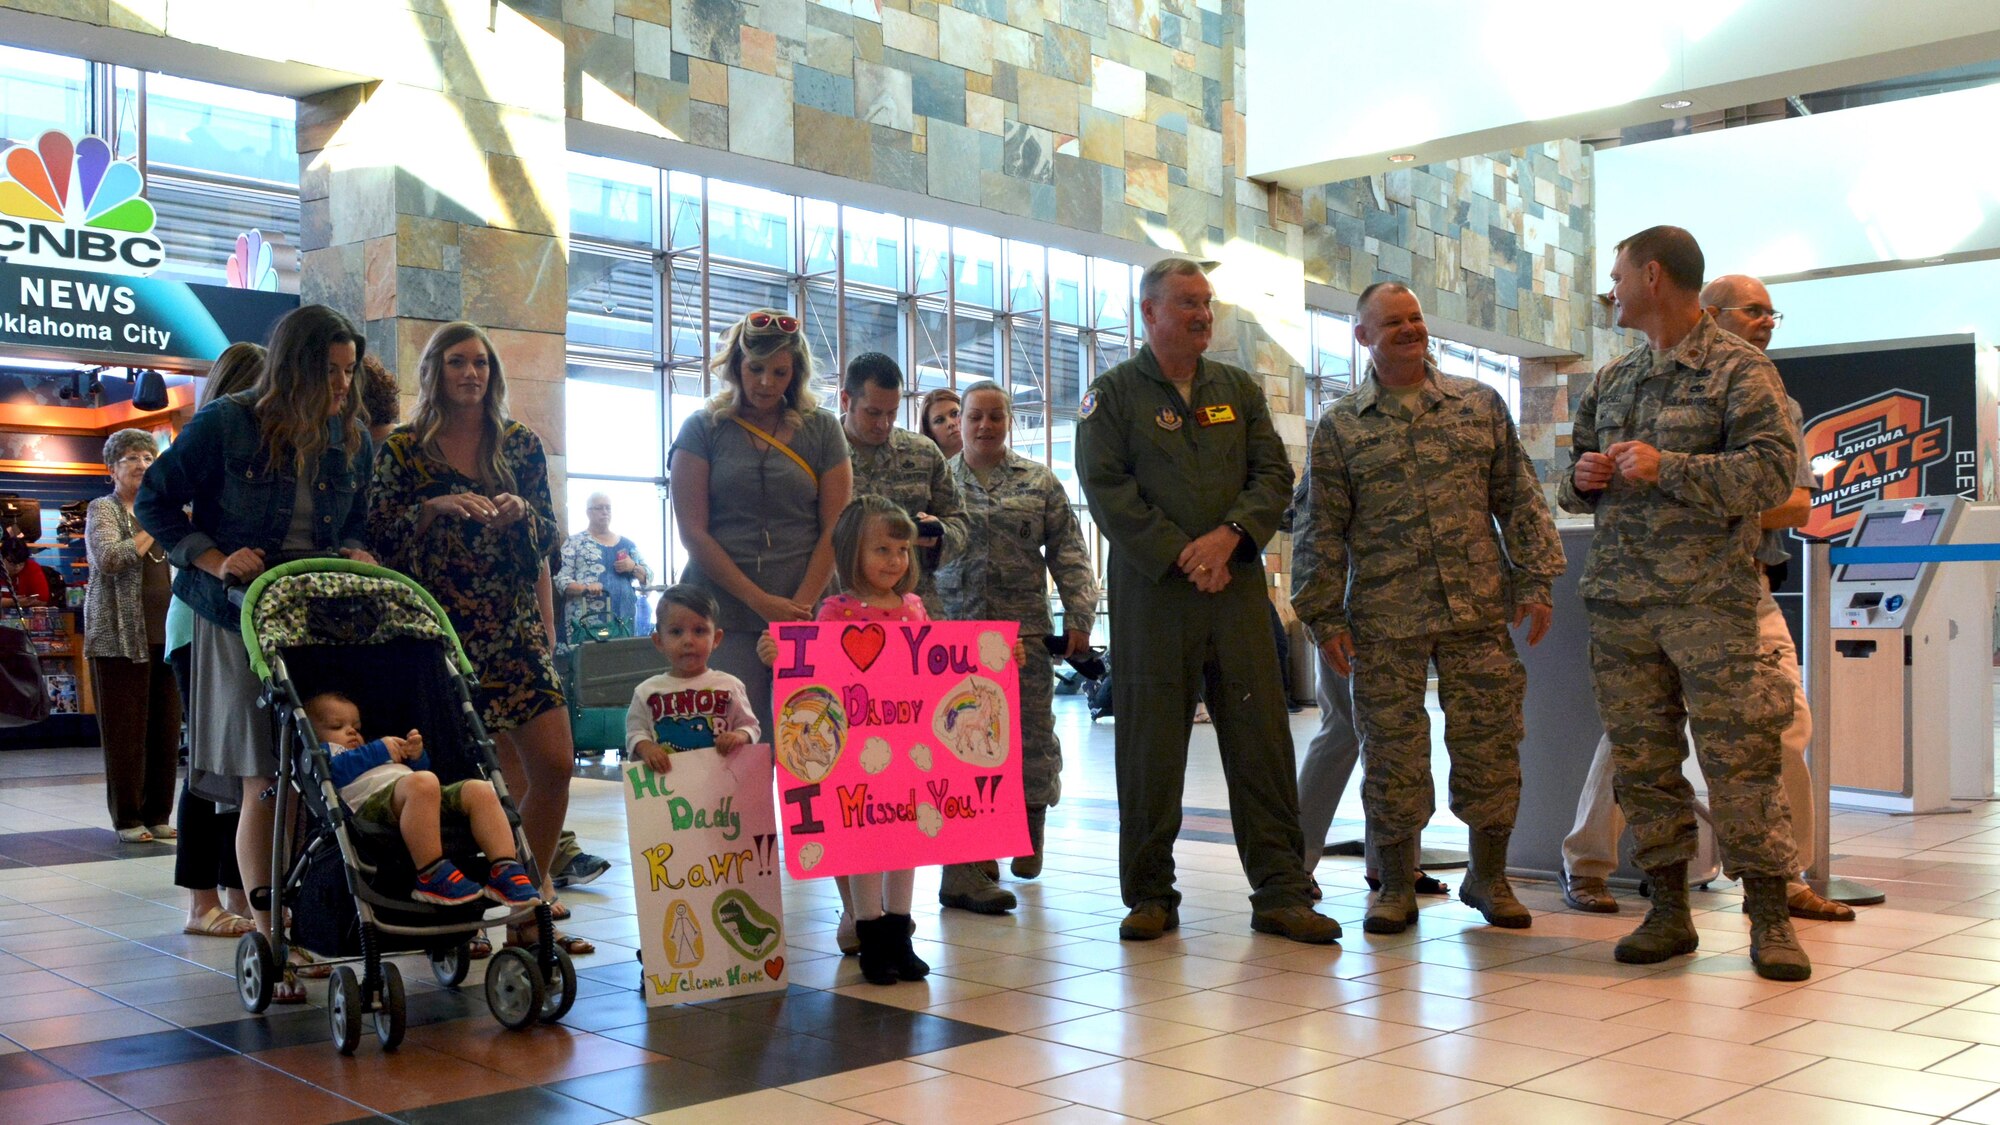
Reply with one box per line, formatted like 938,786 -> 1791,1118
1838,508 -> 1945,582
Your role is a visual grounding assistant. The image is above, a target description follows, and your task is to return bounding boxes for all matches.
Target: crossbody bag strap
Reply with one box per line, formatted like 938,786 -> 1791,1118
731,417 -> 818,487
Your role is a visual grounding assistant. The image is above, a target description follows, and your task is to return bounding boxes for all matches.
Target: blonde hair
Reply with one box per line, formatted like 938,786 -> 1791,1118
408,322 -> 515,493
831,495 -> 919,598
707,309 -> 818,427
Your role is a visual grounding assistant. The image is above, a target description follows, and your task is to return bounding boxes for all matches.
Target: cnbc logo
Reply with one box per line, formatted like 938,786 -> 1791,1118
0,131 -> 164,275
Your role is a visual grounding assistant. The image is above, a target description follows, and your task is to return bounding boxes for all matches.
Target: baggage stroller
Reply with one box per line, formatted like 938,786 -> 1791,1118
228,559 -> 575,1053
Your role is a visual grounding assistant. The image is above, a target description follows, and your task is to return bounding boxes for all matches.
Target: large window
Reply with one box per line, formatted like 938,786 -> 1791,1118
0,48 -> 300,292
1307,306 -> 1524,420
566,154 -> 1138,590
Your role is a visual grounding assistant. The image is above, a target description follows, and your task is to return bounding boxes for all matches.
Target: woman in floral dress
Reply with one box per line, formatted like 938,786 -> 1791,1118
368,321 -> 588,955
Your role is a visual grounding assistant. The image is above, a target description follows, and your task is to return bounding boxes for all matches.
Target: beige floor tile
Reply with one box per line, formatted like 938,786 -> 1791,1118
639,1087 -> 875,1125
1479,977 -> 1662,1019
909,1035 -> 1121,1085
1373,1031 -> 1589,1086
1928,1041 -> 2000,1079
1247,946 -> 1415,980
1332,989 -> 1520,1031
924,990 -> 1105,1032
1956,1089 -> 2000,1125
1274,1057 -> 1501,1118
1025,1059 -> 1248,1119
940,956 -> 1099,989
1760,1019 -> 1975,1069
1804,966 -> 1995,1006
1795,938 -> 1895,969
1456,1009 -> 1664,1055
782,1060 -> 947,1103
1210,970 -> 1390,1008
827,975 -> 1008,1010
1771,1057 -> 1997,1117
1136,1032 -> 1349,1084
1863,950 -> 2000,987
1237,1009 -> 1441,1056
1491,951 -> 1663,988
837,1073 -> 1068,1125
1901,1007 -> 2000,1044
1418,1087 -> 1670,1125
1117,954 -> 1279,989
1951,987 -> 2000,1014
1355,962 -> 1531,998
1687,1085 -> 1947,1125
1748,986 -> 1942,1030
1521,1055 -> 1749,1118
1600,1031 -> 1821,1084
1155,1086 -> 1401,1125
1027,1011 -> 1221,1057
0,1006 -> 174,1049
1122,990 -> 1314,1031
1022,971 -> 1200,1009
1008,1107 -> 1144,1125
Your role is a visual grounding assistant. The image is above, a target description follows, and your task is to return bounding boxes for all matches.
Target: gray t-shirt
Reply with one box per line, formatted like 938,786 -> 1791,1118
1756,396 -> 1817,567
671,406 -> 849,630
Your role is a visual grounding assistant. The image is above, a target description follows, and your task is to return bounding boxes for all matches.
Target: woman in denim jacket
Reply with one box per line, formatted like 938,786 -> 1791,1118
137,305 -> 376,997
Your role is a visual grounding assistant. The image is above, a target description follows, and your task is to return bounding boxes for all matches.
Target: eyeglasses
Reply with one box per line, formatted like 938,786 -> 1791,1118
586,505 -> 611,512
1718,305 -> 1783,326
113,454 -> 155,468
745,312 -> 801,335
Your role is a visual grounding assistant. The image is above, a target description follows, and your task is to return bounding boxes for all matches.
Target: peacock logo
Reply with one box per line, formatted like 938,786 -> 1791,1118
0,131 -> 165,275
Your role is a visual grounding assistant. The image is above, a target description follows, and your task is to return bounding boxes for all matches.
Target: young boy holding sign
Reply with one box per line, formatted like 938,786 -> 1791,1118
625,585 -> 761,770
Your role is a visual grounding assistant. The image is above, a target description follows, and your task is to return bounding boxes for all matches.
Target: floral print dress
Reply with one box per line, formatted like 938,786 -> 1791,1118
369,421 -> 564,730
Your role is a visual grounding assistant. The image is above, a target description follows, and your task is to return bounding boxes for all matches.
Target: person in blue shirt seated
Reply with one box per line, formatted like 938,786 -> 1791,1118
306,691 -> 539,907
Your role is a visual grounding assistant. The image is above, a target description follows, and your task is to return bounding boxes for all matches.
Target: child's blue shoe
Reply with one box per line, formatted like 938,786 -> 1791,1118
412,860 -> 482,905
485,859 -> 540,905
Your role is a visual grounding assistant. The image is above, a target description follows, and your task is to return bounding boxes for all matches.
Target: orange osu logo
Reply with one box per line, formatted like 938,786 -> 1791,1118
1801,389 -> 1951,539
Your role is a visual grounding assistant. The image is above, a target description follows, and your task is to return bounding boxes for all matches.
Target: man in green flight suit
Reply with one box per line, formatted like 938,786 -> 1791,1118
1078,256 -> 1339,945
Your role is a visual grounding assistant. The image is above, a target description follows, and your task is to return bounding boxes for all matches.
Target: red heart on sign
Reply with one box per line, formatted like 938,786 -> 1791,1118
841,624 -> 886,672
764,956 -> 785,979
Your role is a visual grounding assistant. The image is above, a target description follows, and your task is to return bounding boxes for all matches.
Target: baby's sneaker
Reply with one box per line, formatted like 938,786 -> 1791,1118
484,859 -> 540,905
412,860 -> 482,905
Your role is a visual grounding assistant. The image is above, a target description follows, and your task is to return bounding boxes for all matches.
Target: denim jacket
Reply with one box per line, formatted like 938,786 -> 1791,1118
136,392 -> 373,627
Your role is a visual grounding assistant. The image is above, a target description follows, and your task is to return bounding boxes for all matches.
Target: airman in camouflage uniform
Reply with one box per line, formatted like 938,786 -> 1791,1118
1560,225 -> 1810,981
938,380 -> 1098,879
1292,282 -> 1563,934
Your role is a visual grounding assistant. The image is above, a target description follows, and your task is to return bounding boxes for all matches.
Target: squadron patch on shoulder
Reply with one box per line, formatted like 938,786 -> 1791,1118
1079,390 -> 1098,420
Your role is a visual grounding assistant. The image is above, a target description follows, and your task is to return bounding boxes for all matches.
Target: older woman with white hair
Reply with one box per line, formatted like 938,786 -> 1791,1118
556,491 -> 651,646
936,380 -> 1098,878
87,427 -> 180,843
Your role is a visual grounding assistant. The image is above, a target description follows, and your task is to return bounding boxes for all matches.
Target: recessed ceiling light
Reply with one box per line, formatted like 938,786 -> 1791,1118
1388,153 -> 1416,163
1660,98 -> 1692,109
1923,256 -> 1946,263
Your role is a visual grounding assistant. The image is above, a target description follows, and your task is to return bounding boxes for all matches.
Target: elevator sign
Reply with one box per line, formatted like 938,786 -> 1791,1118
0,132 -> 163,276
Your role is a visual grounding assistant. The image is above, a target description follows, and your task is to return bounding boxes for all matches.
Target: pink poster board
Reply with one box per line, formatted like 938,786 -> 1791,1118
770,619 -> 1029,879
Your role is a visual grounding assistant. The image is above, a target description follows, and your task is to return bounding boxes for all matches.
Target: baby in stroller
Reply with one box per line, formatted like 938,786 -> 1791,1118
307,692 -> 539,908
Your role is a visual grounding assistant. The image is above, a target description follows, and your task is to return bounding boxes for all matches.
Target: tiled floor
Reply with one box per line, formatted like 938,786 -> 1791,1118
7,698 -> 2000,1123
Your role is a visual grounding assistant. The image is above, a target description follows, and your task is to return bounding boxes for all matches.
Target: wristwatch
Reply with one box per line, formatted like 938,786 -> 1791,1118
1226,521 -> 1250,544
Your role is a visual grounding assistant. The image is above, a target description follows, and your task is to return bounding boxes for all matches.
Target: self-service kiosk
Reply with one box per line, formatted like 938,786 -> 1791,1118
1827,495 -> 1995,812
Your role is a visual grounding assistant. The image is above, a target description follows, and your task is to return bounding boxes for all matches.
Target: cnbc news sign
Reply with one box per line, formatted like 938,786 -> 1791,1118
0,130 -> 292,366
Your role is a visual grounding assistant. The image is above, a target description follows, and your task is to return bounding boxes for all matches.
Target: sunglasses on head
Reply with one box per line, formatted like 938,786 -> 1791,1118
746,312 -> 800,334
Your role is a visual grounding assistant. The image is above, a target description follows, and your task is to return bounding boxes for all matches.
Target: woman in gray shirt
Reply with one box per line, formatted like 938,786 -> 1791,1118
670,309 -> 851,736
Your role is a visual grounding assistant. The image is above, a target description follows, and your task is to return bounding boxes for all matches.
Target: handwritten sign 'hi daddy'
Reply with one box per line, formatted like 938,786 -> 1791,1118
624,745 -> 787,1006
769,620 -> 1028,879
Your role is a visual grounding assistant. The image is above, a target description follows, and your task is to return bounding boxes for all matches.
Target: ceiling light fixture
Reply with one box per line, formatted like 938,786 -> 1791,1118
1660,98 -> 1692,109
1922,256 -> 1946,264
1388,153 -> 1416,164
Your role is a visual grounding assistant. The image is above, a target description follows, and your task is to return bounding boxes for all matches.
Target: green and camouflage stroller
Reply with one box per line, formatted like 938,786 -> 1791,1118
229,559 -> 576,1053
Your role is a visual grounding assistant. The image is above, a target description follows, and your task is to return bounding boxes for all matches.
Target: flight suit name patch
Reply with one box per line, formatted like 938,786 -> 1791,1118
1196,404 -> 1237,427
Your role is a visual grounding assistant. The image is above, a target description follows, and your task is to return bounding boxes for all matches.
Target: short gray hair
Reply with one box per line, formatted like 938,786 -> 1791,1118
103,428 -> 158,467
960,380 -> 1010,410
1139,257 -> 1208,303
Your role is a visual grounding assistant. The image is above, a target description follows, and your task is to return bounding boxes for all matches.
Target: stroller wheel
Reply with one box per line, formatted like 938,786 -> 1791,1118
431,942 -> 471,988
539,946 -> 578,1023
235,931 -> 275,1014
485,947 -> 545,1031
328,966 -> 363,1055
374,962 -> 406,1050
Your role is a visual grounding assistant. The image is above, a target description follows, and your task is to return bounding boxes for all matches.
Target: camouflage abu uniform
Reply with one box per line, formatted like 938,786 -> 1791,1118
936,448 -> 1098,808
847,427 -> 968,617
1292,359 -> 1563,846
1559,312 -> 1799,878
